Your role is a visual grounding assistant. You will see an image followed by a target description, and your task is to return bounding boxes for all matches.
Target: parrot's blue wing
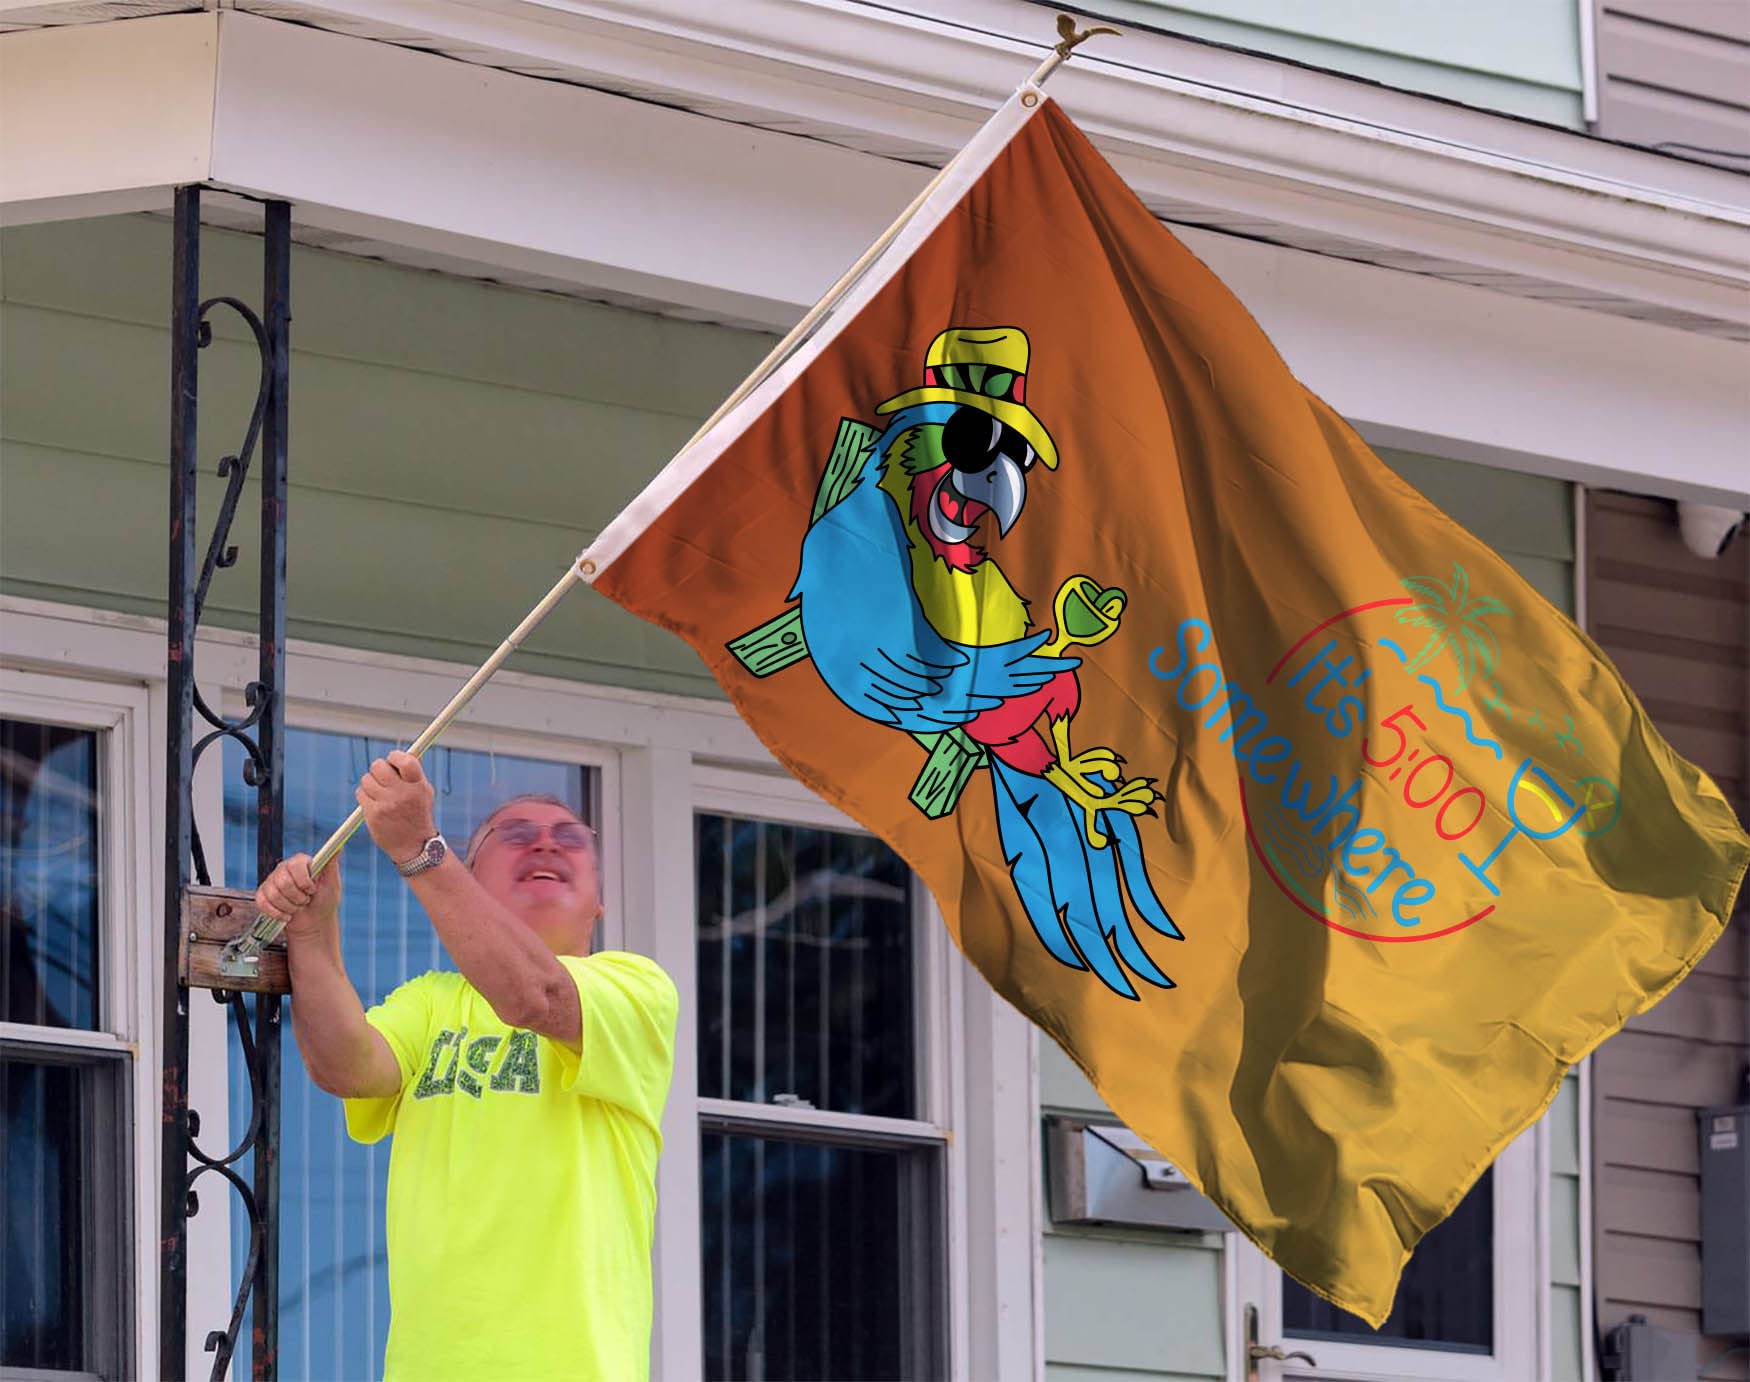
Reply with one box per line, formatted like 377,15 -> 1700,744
990,757 -> 1181,1000
792,477 -> 1078,731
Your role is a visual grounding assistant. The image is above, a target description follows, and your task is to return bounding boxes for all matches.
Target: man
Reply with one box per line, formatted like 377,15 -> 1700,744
255,749 -> 677,1381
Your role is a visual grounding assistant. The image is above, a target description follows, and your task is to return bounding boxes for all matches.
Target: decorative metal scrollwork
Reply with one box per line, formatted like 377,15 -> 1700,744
163,187 -> 291,1382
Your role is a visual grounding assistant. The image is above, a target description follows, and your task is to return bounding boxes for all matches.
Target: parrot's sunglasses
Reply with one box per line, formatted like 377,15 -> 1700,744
941,405 -> 1038,474
479,818 -> 597,852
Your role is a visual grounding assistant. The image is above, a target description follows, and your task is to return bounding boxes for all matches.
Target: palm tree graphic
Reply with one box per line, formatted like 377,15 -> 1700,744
1396,562 -> 1511,691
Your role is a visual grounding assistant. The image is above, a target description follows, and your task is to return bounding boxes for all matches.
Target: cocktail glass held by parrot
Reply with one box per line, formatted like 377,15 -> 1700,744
1042,575 -> 1128,656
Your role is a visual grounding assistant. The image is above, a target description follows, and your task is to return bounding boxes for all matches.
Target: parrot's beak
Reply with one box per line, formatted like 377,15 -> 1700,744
929,450 -> 1028,548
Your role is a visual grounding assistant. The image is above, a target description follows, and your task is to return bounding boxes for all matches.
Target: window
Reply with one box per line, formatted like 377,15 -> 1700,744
1283,1168 -> 1493,1351
695,807 -> 946,1381
1236,1134 -> 1536,1382
0,694 -> 143,1382
221,727 -> 595,1381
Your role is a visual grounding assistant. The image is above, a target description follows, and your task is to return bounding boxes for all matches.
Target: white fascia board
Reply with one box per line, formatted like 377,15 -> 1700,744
260,0 -> 1750,327
3,11 -> 1743,504
207,10 -> 925,326
1188,229 -> 1750,508
202,14 -> 1746,505
0,13 -> 216,224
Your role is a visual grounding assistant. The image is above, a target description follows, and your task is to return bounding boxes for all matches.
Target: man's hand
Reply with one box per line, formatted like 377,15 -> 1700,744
255,853 -> 341,944
357,749 -> 438,866
265,848 -> 402,1101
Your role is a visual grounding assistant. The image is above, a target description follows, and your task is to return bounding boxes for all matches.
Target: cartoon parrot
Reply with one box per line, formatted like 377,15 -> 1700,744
790,327 -> 1182,999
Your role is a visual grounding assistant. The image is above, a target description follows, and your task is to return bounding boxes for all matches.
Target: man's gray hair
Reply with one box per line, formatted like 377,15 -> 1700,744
463,793 -> 600,879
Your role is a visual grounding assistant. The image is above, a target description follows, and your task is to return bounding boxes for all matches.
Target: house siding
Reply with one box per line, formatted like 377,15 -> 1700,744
1586,490 -> 1749,1381
0,214 -> 769,697
1593,0 -> 1750,170
1073,0 -> 1586,126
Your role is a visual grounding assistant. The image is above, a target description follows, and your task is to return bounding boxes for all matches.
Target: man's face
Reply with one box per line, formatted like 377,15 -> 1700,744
468,800 -> 602,953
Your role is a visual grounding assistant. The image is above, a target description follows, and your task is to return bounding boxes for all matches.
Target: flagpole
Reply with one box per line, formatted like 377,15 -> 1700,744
642,17 -> 1117,481
217,16 -> 1118,976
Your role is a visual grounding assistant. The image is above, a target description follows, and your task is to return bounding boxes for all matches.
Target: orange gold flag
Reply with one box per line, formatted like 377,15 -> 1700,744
584,92 -> 1747,1322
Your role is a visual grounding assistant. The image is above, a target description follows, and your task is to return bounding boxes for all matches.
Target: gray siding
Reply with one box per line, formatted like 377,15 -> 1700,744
1594,1 -> 1750,169
1586,490 -> 1750,1381
1,214 -> 770,697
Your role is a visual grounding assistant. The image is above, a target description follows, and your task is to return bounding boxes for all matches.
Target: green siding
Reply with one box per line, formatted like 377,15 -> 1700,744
0,221 -> 1575,699
1045,1235 -> 1226,1379
1087,0 -> 1585,127
0,214 -> 770,697
1375,446 -> 1576,613
1552,1285 -> 1586,1382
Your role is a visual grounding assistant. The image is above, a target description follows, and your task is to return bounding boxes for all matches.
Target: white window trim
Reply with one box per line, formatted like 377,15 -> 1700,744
1570,481 -> 1598,1382
1231,1125 -> 1542,1382
687,762 -> 966,1379
0,665 -> 157,1379
0,594 -> 1040,1382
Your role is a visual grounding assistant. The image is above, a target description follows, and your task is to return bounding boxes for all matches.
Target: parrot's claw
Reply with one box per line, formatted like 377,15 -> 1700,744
1044,761 -> 1163,850
1063,745 -> 1124,783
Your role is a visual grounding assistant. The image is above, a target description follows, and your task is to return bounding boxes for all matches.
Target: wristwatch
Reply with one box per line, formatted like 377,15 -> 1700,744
395,834 -> 449,878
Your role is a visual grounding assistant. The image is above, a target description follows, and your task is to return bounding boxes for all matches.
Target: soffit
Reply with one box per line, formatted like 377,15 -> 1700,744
4,0 -> 1748,340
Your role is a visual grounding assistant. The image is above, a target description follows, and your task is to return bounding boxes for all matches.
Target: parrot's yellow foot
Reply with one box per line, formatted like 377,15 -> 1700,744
1061,745 -> 1123,783
1044,761 -> 1160,850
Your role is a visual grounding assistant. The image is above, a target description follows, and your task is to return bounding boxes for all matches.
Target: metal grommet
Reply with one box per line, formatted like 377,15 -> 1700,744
1021,90 -> 1039,108
577,558 -> 597,578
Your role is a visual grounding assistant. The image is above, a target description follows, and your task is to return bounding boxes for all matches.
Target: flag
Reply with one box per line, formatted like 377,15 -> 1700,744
583,88 -> 1748,1322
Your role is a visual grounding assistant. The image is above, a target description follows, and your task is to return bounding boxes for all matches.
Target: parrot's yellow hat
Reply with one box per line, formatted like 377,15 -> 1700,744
875,327 -> 1058,469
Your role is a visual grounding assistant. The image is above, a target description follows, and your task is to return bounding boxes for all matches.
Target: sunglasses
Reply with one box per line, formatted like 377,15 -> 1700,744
942,404 -> 1038,474
479,818 -> 597,852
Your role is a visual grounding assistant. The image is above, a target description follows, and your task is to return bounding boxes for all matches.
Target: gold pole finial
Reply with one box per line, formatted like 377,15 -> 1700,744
1026,13 -> 1120,90
1055,13 -> 1121,59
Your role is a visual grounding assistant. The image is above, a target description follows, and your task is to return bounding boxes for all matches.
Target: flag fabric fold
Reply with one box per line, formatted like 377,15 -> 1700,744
584,91 -> 1748,1323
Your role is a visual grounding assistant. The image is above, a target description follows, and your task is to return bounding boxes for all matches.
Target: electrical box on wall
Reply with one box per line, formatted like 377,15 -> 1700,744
1603,1316 -> 1696,1381
1045,1117 -> 1234,1233
1699,1103 -> 1749,1337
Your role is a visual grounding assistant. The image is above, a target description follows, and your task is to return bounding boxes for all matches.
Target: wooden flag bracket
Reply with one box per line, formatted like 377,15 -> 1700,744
183,885 -> 291,994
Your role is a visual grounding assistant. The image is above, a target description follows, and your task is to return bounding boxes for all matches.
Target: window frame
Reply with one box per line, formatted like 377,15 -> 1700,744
1,1035 -> 132,1382
0,667 -> 154,1382
1231,1124 -> 1542,1382
0,595 -> 1044,1382
689,765 -> 957,1379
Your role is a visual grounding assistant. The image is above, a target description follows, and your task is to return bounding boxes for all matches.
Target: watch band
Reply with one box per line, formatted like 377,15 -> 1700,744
395,833 -> 448,878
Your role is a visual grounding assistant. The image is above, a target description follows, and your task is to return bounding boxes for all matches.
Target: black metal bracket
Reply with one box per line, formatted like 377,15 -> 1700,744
161,186 -> 290,1382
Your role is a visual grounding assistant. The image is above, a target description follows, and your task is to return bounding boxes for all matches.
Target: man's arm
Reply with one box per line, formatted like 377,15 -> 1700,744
356,752 -> 581,1045
256,854 -> 402,1098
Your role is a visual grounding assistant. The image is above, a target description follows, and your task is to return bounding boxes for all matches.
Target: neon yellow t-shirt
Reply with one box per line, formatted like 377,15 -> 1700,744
344,952 -> 678,1382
